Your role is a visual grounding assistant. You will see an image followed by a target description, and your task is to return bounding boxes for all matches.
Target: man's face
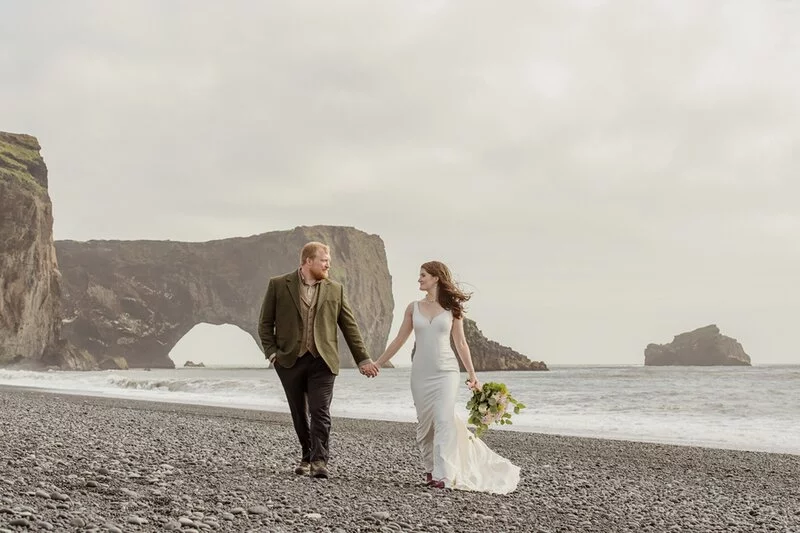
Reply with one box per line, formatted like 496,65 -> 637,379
306,251 -> 331,281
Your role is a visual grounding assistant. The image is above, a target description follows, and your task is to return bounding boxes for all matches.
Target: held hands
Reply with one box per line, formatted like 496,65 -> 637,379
359,361 -> 380,378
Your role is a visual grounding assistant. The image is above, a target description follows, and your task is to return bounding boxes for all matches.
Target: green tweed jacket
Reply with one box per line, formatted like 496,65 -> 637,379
257,270 -> 371,375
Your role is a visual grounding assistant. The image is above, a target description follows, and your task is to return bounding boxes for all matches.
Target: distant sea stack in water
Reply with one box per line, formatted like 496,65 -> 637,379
412,317 -> 548,371
0,132 -> 92,370
644,325 -> 751,366
183,361 -> 205,368
56,226 -> 395,370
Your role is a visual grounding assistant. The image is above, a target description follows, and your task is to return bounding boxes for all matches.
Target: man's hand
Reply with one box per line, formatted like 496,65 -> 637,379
359,361 -> 380,378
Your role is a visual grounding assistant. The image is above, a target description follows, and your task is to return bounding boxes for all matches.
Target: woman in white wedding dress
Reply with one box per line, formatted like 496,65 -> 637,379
374,261 -> 520,494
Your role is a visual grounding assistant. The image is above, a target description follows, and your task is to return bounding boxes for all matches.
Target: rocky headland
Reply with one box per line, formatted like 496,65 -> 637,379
462,318 -> 548,371
0,132 -> 92,370
1,131 -> 546,373
644,324 -> 752,366
56,228 -> 546,371
411,318 -> 547,371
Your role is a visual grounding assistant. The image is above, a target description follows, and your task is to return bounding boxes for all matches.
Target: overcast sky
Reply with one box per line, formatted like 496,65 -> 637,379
2,1 -> 798,366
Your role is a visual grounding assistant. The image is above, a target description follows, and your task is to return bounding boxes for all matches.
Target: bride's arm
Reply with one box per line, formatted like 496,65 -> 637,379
452,317 -> 479,387
374,303 -> 414,367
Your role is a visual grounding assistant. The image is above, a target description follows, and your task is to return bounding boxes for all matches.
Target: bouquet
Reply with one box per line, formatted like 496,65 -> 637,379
465,381 -> 525,438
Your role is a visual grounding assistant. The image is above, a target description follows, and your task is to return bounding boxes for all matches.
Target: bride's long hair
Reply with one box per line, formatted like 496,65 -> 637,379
421,260 -> 471,319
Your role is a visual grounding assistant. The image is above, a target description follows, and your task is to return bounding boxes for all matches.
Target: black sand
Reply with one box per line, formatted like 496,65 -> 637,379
0,387 -> 798,532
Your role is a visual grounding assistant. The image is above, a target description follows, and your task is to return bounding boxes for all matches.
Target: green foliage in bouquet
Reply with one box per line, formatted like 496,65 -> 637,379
465,381 -> 525,438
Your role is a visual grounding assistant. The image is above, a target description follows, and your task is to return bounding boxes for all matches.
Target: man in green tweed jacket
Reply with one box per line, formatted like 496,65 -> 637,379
258,241 -> 380,478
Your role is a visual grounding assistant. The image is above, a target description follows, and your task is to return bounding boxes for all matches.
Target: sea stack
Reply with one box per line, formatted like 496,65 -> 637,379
644,325 -> 751,366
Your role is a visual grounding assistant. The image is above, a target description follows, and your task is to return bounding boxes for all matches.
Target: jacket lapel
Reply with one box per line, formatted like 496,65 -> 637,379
286,271 -> 302,314
316,279 -> 330,308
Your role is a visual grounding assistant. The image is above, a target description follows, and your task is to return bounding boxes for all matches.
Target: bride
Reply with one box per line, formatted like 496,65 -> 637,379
374,261 -> 520,494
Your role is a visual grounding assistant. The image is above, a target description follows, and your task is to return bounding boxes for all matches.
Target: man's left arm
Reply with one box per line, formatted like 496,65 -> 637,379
336,286 -> 374,370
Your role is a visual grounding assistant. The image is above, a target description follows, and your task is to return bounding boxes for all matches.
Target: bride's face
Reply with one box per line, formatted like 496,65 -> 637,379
418,269 -> 439,292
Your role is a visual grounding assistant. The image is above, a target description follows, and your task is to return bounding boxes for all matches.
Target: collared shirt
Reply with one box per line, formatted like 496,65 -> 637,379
298,268 -> 321,357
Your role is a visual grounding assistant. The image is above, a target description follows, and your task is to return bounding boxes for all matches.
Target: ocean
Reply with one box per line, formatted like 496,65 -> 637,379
1,365 -> 797,455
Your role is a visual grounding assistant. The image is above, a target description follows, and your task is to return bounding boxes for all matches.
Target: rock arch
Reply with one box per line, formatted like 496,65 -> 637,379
55,226 -> 394,369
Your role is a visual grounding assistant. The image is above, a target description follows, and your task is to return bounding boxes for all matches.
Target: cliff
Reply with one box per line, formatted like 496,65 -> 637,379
55,226 -> 395,369
0,132 -> 93,369
411,316 -> 548,371
644,325 -> 752,366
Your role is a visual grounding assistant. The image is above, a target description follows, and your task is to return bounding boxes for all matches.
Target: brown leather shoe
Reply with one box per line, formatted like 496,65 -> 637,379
294,461 -> 310,475
310,460 -> 329,479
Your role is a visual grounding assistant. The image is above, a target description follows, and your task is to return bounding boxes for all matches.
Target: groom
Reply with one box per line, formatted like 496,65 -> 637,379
258,241 -> 380,479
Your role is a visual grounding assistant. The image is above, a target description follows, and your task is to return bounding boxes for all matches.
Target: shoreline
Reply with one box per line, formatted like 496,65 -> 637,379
1,386 -> 799,532
1,382 -> 797,458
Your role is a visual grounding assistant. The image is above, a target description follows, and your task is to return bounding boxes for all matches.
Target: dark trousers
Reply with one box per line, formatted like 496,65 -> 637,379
275,353 -> 336,463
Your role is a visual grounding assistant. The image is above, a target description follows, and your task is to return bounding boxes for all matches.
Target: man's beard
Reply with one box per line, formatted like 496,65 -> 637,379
311,267 -> 329,280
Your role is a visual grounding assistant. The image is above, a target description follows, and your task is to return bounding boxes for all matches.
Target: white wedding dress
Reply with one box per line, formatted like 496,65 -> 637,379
410,301 -> 520,494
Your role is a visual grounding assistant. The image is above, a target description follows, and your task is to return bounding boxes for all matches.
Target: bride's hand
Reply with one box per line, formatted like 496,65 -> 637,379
466,375 -> 480,391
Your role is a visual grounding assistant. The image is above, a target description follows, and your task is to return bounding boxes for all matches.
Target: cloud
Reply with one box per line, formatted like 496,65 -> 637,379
1,0 -> 798,364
